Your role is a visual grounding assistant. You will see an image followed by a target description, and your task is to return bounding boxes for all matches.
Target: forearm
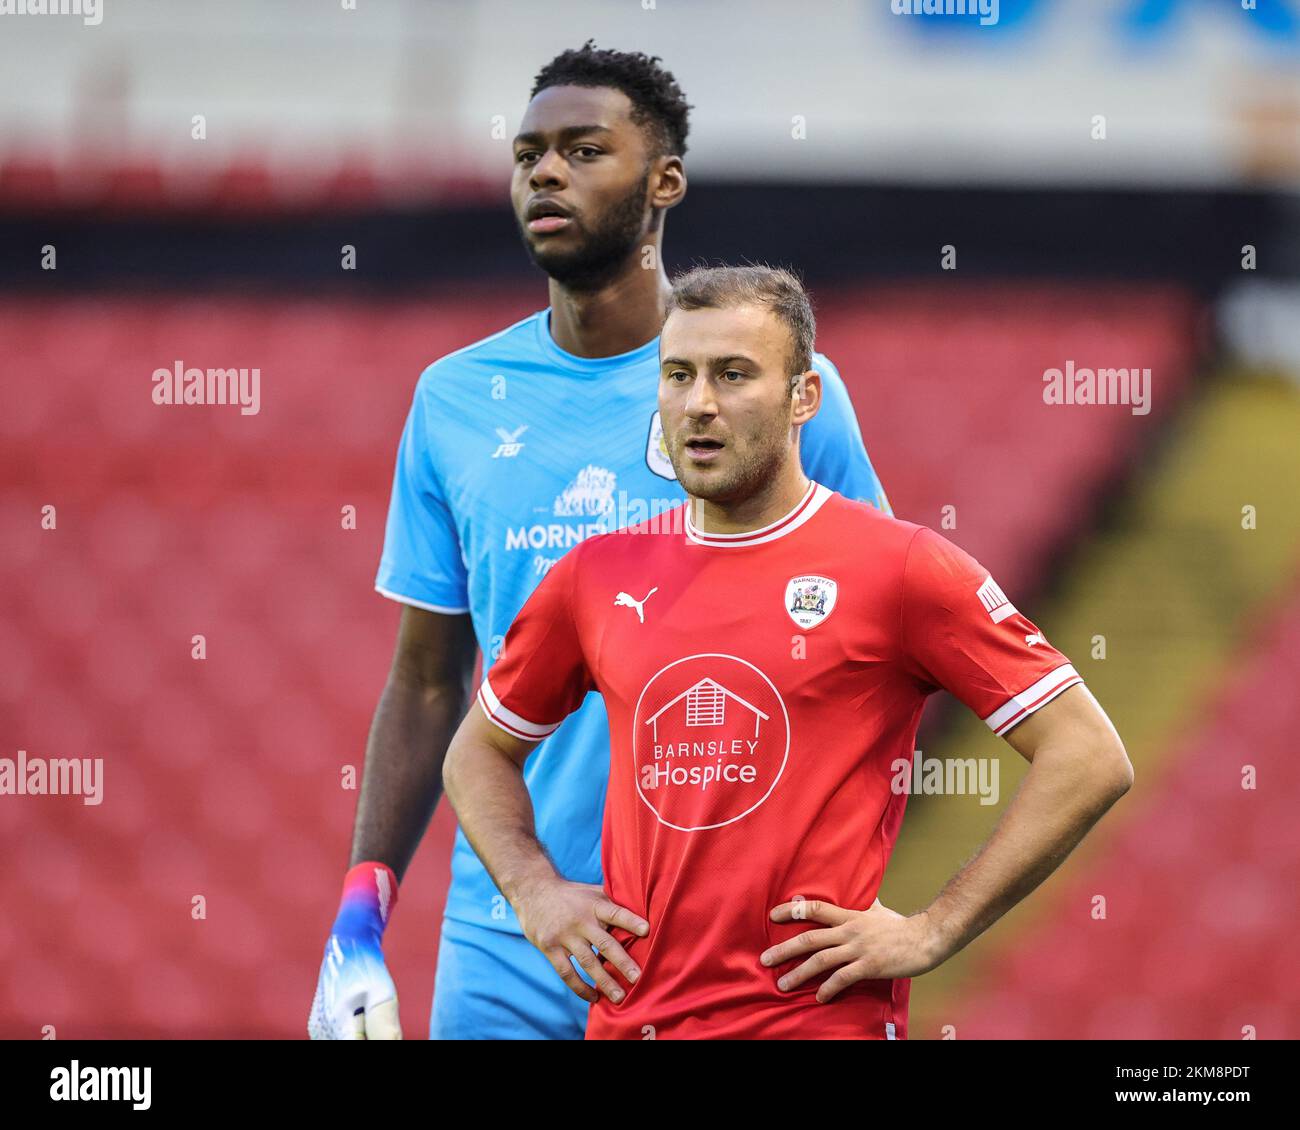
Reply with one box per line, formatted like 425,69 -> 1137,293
349,676 -> 468,879
921,744 -> 1129,963
443,736 -> 559,909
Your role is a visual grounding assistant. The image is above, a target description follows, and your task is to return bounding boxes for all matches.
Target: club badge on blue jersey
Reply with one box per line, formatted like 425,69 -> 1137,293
785,575 -> 839,629
645,411 -> 677,480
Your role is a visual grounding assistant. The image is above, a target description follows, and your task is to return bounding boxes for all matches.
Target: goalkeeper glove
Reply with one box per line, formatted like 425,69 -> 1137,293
308,861 -> 402,1040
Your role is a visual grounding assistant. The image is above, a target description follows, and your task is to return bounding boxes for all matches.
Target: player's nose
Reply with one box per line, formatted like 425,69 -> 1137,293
682,377 -> 718,419
529,148 -> 568,190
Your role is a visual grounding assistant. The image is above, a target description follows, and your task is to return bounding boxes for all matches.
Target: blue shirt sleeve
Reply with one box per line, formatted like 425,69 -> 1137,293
801,352 -> 893,516
374,370 -> 471,612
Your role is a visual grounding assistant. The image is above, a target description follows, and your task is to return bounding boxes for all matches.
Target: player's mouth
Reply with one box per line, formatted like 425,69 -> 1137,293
525,197 -> 574,233
684,436 -> 726,464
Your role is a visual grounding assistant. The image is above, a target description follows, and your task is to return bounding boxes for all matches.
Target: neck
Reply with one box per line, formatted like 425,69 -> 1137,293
689,460 -> 812,535
546,240 -> 672,358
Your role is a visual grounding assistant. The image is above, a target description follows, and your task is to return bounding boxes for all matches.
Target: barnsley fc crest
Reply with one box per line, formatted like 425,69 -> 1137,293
785,575 -> 838,629
645,411 -> 678,481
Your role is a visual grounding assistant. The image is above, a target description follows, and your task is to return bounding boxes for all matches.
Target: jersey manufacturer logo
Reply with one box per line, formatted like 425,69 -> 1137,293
492,424 -> 528,458
976,575 -> 1017,623
614,586 -> 659,624
1025,631 -> 1046,647
632,654 -> 790,832
645,411 -> 677,481
785,575 -> 838,629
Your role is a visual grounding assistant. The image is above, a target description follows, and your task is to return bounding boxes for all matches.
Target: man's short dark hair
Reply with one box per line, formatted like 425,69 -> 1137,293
667,263 -> 816,379
531,39 -> 692,159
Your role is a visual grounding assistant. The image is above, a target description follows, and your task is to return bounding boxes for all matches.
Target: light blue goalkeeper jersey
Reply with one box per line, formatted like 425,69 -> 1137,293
375,308 -> 892,934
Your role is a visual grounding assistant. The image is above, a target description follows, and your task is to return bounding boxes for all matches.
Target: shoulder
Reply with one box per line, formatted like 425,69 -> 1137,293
820,489 -> 915,543
813,490 -> 932,572
576,515 -> 666,562
562,505 -> 687,577
817,492 -> 984,601
810,350 -> 845,390
896,523 -> 990,603
826,503 -> 979,581
414,310 -> 545,398
805,351 -> 857,430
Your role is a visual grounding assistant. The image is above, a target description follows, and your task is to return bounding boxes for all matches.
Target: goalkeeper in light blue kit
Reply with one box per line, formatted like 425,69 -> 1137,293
309,42 -> 892,1040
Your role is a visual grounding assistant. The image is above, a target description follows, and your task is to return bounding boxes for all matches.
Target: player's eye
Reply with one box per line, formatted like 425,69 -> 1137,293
572,145 -> 603,158
721,370 -> 745,382
514,150 -> 538,164
666,370 -> 690,383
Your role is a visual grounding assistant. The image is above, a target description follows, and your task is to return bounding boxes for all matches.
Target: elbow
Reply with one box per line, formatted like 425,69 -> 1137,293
1100,736 -> 1134,803
399,670 -> 470,721
442,730 -> 467,809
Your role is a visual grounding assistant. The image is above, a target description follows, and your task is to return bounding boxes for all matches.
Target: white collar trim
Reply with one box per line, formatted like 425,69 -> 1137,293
685,481 -> 832,548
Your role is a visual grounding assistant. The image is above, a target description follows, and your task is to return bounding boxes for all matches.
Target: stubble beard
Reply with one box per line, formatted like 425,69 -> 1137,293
678,422 -> 792,509
519,168 -> 653,293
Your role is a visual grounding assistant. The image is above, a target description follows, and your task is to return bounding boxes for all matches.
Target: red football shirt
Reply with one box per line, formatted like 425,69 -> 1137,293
477,481 -> 1083,1039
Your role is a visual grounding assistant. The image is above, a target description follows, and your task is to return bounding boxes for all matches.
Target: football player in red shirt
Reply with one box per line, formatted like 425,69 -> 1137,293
444,264 -> 1133,1039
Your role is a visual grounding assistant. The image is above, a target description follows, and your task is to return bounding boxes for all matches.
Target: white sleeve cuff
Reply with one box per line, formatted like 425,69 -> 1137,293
374,584 -> 470,615
982,664 -> 1082,736
476,677 -> 561,743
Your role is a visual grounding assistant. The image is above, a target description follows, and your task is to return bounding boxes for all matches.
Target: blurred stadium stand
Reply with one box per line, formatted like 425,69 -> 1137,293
949,561 -> 1300,1039
0,283 -> 1202,1035
4,0 -> 1298,199
886,371 -> 1300,1039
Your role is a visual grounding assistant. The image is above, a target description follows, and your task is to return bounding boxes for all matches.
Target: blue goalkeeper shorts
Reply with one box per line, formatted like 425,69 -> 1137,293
429,914 -> 591,1040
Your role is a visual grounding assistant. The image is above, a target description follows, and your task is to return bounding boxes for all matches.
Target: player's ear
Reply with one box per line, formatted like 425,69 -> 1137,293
790,369 -> 820,425
650,154 -> 687,212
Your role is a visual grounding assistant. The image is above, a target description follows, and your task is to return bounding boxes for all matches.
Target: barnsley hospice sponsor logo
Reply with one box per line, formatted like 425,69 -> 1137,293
633,654 -> 790,832
0,0 -> 102,25
0,749 -> 103,806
